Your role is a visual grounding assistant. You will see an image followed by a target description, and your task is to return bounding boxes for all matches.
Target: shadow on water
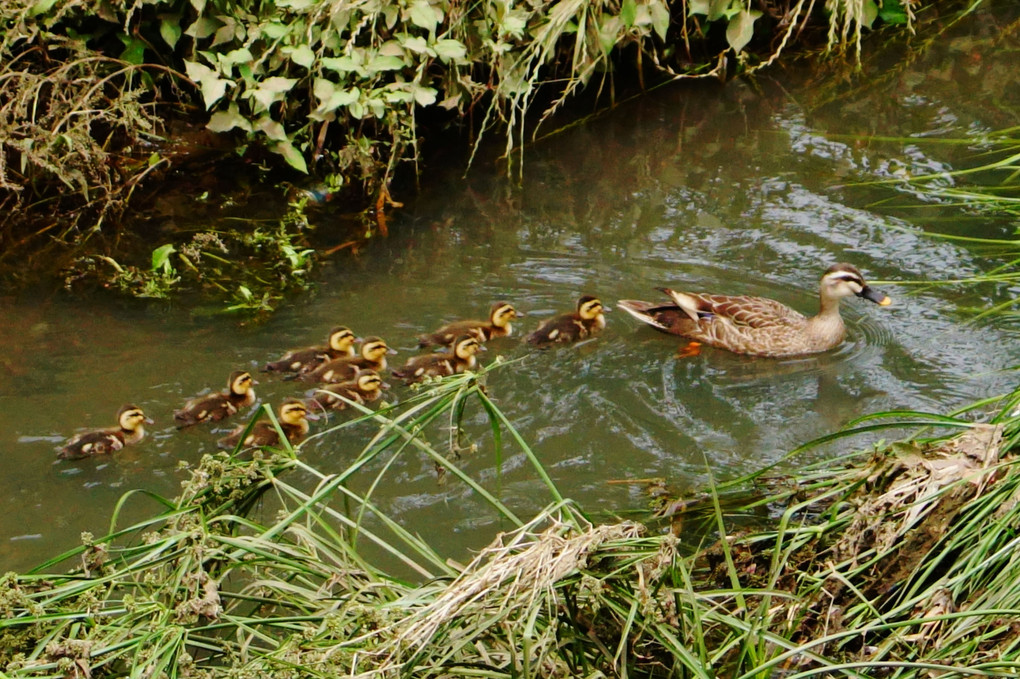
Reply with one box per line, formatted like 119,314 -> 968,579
2,5 -> 1019,570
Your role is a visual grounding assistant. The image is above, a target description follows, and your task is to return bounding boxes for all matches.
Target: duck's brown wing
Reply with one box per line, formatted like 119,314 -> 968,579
525,315 -> 581,345
393,354 -> 449,382
264,347 -> 327,373
691,294 -> 805,329
175,393 -> 235,427
302,357 -> 358,383
58,430 -> 125,458
418,320 -> 487,347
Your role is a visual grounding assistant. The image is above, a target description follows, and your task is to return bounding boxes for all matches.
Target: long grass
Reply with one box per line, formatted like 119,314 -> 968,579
1,360 -> 1019,677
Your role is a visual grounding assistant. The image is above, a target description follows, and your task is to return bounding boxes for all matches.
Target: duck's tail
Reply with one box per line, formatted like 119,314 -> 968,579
617,299 -> 677,332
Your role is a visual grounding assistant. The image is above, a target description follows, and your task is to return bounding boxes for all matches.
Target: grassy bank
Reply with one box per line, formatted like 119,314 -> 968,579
0,0 -> 923,304
1,361 -> 1018,677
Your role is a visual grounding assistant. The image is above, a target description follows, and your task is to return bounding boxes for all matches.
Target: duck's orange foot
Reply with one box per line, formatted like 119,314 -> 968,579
674,341 -> 702,359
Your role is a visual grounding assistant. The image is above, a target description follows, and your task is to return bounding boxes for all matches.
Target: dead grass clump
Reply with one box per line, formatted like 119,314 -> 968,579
0,15 -> 168,273
375,511 -> 645,676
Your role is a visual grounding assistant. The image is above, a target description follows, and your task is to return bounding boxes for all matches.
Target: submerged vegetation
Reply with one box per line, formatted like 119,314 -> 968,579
1,362 -> 1019,677
0,0 -> 925,305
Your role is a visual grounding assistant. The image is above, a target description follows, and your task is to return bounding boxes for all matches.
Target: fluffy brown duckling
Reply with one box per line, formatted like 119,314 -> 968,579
263,326 -> 358,374
525,295 -> 610,346
58,405 -> 152,459
308,370 -> 390,412
174,370 -> 257,427
217,398 -> 313,450
417,302 -> 523,348
616,263 -> 892,358
392,335 -> 484,384
300,337 -> 396,384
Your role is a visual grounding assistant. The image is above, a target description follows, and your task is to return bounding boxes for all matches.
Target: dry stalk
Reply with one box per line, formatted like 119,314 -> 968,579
378,512 -> 642,672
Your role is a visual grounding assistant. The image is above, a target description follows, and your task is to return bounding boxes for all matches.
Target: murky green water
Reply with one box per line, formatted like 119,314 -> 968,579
3,6 -> 1018,571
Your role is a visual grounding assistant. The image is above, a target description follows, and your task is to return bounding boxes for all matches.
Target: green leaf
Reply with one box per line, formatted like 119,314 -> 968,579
289,44 -> 316,68
411,84 -> 438,106
184,60 -> 231,108
621,0 -> 637,28
599,16 -> 624,53
861,0 -> 879,29
256,117 -> 288,142
312,79 -> 359,115
250,76 -> 298,110
207,105 -> 253,132
151,244 -> 176,272
878,0 -> 908,24
29,0 -> 58,16
189,0 -> 206,12
725,8 -> 760,52
367,55 -> 405,73
212,19 -> 238,47
402,36 -> 432,54
648,0 -> 670,40
433,38 -> 466,61
384,89 -> 415,103
160,16 -> 182,49
262,22 -> 290,39
185,17 -> 220,40
322,55 -> 364,76
119,35 -> 147,64
379,40 -> 405,56
687,0 -> 710,14
500,10 -> 527,39
707,0 -> 731,21
408,0 -> 440,32
273,140 -> 308,174
313,77 -> 336,102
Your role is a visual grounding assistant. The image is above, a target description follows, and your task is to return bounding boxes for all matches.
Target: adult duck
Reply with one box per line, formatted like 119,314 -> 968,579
617,263 -> 891,358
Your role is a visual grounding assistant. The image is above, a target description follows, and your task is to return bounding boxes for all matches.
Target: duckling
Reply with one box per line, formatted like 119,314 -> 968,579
417,302 -> 524,348
392,335 -> 484,383
300,337 -> 396,384
263,326 -> 358,374
217,398 -> 313,450
525,295 -> 610,346
309,370 -> 390,411
58,405 -> 152,459
617,263 -> 892,358
174,370 -> 257,427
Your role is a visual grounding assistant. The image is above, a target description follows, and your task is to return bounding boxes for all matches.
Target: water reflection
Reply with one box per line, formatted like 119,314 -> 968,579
2,6 -> 1019,571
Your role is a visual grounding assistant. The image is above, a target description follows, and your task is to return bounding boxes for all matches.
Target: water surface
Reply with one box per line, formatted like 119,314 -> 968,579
2,6 -> 1018,571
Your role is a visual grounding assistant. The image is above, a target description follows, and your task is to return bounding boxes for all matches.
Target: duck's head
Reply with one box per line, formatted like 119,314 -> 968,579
490,302 -> 522,328
357,370 -> 390,394
118,405 -> 153,432
278,398 -> 312,426
360,337 -> 397,361
821,264 -> 892,306
453,335 -> 484,360
577,295 -> 610,320
228,370 -> 256,396
328,326 -> 359,353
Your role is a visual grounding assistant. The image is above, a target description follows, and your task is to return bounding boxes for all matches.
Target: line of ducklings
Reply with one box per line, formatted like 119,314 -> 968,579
55,263 -> 894,460
57,295 -> 611,460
